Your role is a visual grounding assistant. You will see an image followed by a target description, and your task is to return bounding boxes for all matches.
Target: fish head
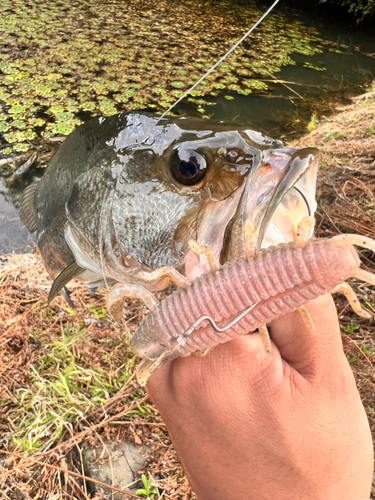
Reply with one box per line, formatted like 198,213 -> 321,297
65,113 -> 319,284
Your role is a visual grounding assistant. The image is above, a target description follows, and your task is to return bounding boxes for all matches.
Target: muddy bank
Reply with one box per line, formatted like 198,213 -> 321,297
1,91 -> 375,498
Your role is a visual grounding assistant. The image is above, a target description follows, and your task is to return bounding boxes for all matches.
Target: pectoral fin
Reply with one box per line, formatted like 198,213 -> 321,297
48,261 -> 85,304
19,182 -> 39,233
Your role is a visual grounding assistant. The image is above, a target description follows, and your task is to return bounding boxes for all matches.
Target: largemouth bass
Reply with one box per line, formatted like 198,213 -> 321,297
19,111 -> 319,323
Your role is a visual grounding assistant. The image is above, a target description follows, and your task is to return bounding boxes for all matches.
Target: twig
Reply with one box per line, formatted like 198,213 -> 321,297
264,70 -> 304,99
259,79 -> 325,88
111,421 -> 166,426
347,337 -> 374,368
4,297 -> 46,330
0,155 -> 28,168
13,152 -> 38,178
60,458 -> 91,500
342,179 -> 375,203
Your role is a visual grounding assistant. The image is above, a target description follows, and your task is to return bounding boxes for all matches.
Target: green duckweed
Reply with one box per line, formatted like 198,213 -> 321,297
0,0 -> 342,154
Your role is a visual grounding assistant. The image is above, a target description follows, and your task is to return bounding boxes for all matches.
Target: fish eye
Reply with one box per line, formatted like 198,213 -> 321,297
170,148 -> 207,186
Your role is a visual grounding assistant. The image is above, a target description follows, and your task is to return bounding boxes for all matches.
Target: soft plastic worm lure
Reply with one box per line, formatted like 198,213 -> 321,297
132,234 -> 375,385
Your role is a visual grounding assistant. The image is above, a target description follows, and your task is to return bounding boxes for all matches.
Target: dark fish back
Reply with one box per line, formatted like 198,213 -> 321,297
20,113 -> 130,277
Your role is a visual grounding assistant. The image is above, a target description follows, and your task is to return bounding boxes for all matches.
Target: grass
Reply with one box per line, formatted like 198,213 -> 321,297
0,254 -> 193,499
10,324 -> 132,452
306,112 -> 318,132
341,321 -> 360,334
136,474 -> 159,498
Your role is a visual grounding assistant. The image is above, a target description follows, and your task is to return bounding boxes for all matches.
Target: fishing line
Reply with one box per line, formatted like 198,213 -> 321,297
157,0 -> 280,122
99,185 -> 112,292
102,1 -> 279,291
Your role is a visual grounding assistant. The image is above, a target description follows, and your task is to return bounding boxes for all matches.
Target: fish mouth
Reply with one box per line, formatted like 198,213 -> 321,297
184,146 -> 319,279
222,146 -> 319,261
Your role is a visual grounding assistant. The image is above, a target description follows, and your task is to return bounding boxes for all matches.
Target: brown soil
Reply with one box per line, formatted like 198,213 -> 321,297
1,90 -> 375,499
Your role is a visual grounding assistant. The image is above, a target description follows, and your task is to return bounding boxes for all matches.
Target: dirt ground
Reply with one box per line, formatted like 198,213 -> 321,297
1,90 -> 375,499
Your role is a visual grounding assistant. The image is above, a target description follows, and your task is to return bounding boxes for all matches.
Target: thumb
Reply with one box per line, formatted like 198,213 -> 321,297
268,293 -> 345,376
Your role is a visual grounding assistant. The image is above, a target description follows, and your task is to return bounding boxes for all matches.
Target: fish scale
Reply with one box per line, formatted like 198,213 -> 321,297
19,111 -> 319,303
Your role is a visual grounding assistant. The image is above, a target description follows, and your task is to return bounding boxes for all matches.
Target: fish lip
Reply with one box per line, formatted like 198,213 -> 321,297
220,147 -> 320,262
256,148 -> 320,249
291,156 -> 320,217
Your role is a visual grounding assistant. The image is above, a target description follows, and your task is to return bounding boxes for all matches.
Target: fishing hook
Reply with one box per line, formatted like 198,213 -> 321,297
176,302 -> 258,346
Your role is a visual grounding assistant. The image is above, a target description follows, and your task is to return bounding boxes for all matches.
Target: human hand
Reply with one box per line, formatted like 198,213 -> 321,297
146,294 -> 373,500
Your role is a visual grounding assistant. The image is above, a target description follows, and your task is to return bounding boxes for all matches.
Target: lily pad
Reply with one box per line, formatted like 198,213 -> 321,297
171,81 -> 185,89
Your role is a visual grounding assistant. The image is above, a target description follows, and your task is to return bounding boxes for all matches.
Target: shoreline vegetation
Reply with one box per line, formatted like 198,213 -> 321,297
1,88 -> 375,498
296,0 -> 375,23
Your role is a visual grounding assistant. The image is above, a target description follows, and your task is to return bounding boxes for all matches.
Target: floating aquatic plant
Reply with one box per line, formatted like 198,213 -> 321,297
0,0 -> 344,154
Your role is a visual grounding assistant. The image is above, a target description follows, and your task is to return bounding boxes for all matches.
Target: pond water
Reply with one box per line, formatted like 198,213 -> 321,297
0,0 -> 374,254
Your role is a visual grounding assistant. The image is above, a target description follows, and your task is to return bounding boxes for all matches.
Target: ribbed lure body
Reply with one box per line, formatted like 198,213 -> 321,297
131,239 -> 360,360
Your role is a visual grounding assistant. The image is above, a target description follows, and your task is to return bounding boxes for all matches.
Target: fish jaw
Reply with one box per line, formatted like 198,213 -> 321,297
183,147 -> 319,279
262,155 -> 319,247
222,147 -> 319,261
183,188 -> 244,280
256,148 -> 319,249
